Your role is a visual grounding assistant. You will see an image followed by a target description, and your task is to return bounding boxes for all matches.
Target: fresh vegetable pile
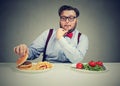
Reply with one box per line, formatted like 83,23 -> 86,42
76,60 -> 105,71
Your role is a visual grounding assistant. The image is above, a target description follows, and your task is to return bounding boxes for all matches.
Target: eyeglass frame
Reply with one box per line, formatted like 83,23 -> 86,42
60,16 -> 77,22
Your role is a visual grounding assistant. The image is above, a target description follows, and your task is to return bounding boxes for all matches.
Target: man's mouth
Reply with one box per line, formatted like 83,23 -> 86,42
64,25 -> 71,29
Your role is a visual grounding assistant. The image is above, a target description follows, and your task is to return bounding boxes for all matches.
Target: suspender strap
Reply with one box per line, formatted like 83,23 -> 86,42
77,32 -> 81,44
42,29 -> 53,61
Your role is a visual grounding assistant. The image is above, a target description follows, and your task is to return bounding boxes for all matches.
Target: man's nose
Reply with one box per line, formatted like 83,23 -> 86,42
65,18 -> 69,23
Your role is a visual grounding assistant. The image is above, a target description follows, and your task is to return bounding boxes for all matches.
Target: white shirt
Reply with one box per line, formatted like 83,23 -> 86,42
28,29 -> 89,63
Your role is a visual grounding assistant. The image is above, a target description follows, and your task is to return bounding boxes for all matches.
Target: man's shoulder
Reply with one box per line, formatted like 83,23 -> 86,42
42,29 -> 55,34
45,28 -> 56,32
75,29 -> 88,38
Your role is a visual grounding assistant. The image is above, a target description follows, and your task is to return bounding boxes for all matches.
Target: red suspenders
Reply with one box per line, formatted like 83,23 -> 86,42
42,29 -> 81,61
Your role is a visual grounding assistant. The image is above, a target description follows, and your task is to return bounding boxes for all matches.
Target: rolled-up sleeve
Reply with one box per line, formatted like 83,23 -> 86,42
27,29 -> 50,60
58,34 -> 89,63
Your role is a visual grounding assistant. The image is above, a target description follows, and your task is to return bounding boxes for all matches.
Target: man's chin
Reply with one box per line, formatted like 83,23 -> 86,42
63,28 -> 75,33
63,27 -> 69,30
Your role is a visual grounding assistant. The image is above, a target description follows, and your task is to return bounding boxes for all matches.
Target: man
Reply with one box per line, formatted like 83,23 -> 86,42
14,5 -> 89,63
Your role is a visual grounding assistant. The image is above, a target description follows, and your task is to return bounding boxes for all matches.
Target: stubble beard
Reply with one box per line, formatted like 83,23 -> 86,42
59,22 -> 77,33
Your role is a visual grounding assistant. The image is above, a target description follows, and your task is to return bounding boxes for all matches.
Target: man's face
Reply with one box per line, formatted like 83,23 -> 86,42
59,10 -> 77,32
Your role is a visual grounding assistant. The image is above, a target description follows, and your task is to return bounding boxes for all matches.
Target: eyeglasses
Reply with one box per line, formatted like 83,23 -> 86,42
60,16 -> 77,22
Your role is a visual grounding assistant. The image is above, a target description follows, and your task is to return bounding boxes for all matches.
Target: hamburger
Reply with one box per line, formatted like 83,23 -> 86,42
17,61 -> 32,70
16,54 -> 28,66
16,54 -> 32,70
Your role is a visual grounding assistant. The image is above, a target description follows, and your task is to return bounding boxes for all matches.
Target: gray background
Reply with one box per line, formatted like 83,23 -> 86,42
0,0 -> 120,62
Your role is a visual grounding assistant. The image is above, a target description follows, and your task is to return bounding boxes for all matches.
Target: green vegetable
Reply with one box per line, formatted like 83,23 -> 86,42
83,63 -> 104,71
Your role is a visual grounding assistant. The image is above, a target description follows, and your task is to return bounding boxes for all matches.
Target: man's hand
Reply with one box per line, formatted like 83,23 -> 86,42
56,28 -> 68,40
14,44 -> 29,57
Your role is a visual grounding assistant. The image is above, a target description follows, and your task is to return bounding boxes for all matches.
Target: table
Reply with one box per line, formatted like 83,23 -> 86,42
0,63 -> 120,86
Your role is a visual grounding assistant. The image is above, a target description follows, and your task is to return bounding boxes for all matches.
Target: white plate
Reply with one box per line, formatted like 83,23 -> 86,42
16,63 -> 53,73
71,63 -> 109,73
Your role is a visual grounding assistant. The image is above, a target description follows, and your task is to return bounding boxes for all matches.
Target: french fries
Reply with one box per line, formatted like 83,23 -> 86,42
30,61 -> 53,70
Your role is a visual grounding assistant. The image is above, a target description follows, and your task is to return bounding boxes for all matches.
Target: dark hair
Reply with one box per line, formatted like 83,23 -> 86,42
58,5 -> 80,17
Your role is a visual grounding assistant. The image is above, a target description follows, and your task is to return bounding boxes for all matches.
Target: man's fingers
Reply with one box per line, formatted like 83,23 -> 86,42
14,44 -> 28,56
26,48 -> 29,54
19,45 -> 24,56
20,44 -> 28,56
14,47 -> 17,54
14,46 -> 20,55
65,29 -> 69,33
60,28 -> 68,33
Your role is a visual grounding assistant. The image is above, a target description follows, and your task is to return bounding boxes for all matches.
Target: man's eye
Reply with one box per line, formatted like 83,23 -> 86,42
61,17 -> 66,19
62,17 -> 66,19
69,17 -> 75,19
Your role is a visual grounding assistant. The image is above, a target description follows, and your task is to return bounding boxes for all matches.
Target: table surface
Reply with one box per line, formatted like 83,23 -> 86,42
0,62 -> 120,86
